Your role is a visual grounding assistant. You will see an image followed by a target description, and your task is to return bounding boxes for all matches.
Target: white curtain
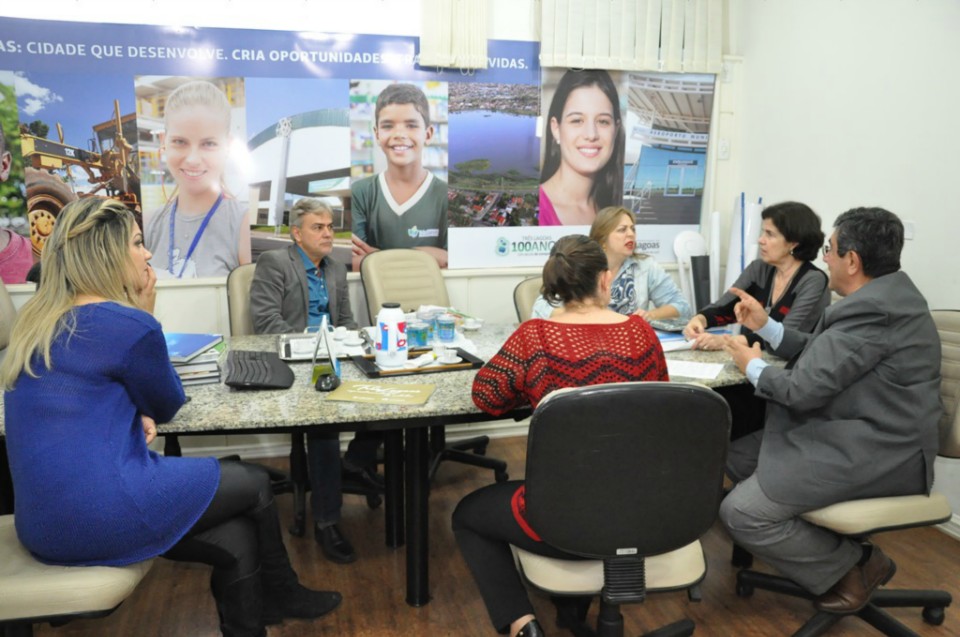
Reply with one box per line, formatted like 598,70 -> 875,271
541,0 -> 722,72
420,0 -> 489,69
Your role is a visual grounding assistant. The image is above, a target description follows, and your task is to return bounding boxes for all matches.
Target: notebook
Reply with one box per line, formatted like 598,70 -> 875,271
165,333 -> 224,363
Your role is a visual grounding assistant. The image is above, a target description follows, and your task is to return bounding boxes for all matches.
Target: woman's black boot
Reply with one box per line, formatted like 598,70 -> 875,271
211,570 -> 266,637
256,498 -> 343,623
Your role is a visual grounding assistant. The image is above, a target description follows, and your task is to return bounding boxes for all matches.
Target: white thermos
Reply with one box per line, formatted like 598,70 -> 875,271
375,302 -> 408,368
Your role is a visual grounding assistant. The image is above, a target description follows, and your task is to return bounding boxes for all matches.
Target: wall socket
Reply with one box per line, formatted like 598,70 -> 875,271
717,138 -> 731,160
903,220 -> 915,240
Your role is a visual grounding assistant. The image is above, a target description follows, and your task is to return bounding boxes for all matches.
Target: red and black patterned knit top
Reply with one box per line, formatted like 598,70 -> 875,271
471,315 -> 669,540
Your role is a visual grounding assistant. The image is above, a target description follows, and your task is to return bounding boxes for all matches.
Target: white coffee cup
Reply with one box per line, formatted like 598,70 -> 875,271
439,348 -> 459,364
333,326 -> 348,340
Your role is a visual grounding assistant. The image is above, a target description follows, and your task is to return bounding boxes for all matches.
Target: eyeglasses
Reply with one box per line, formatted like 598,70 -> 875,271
823,243 -> 855,257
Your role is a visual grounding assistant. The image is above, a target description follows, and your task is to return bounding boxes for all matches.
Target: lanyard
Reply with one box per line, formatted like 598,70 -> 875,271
168,193 -> 224,278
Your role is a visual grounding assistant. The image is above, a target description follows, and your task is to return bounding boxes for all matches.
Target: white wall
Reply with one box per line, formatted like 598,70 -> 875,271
726,0 -> 960,310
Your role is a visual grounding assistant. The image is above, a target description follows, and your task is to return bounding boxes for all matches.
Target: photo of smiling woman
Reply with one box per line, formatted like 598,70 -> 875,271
141,78 -> 251,278
538,69 -> 625,226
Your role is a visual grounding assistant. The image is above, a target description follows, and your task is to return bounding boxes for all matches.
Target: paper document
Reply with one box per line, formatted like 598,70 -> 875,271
325,381 -> 436,405
655,331 -> 693,352
655,326 -> 733,353
667,360 -> 725,380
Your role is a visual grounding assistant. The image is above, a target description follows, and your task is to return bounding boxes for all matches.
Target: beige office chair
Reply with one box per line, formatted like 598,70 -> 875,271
512,382 -> 730,637
226,263 -> 256,337
0,516 -> 154,637
359,249 -> 508,482
733,309 -> 959,636
513,275 -> 542,322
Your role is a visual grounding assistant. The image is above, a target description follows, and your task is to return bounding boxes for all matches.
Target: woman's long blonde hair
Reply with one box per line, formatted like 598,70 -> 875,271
1,198 -> 144,388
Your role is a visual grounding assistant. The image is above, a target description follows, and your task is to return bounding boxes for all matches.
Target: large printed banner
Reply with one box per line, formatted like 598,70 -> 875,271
0,17 -> 712,281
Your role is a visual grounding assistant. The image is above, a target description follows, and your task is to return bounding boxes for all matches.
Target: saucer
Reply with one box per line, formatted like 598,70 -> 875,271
438,356 -> 463,365
343,337 -> 365,347
333,332 -> 347,340
462,322 -> 482,331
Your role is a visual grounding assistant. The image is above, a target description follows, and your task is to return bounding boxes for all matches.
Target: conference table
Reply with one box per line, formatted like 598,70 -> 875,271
0,323 -> 760,608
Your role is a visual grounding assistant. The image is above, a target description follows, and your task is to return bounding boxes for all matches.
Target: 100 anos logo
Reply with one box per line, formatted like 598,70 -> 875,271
496,237 -> 556,256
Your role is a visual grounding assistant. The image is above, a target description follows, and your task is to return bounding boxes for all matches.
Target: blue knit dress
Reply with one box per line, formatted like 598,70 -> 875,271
4,302 -> 220,566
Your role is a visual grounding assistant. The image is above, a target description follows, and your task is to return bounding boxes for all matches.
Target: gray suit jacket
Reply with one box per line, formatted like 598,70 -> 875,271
249,244 -> 357,334
755,270 -> 942,507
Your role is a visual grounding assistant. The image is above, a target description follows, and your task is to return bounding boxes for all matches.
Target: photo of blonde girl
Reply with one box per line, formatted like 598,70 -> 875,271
141,79 -> 251,278
539,69 -> 625,227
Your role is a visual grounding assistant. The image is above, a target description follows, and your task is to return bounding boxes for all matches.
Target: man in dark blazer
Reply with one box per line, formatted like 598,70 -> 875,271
250,197 -> 379,565
720,207 -> 941,614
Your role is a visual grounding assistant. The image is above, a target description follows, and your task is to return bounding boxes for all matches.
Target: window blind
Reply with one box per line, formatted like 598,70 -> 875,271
420,0 -> 489,69
541,0 -> 722,72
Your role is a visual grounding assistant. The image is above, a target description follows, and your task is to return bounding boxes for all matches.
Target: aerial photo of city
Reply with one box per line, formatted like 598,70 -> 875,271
447,83 -> 540,227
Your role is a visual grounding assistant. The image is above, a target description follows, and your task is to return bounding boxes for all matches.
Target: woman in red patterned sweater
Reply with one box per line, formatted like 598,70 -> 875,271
453,235 -> 669,637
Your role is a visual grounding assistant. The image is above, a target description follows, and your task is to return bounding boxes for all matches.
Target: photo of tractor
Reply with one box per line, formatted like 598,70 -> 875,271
21,99 -> 141,257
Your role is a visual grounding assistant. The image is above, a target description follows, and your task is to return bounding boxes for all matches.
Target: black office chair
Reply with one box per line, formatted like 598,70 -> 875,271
513,382 -> 731,637
731,309 -> 959,636
359,249 -> 508,483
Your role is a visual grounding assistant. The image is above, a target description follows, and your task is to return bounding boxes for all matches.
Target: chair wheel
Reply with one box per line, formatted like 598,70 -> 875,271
495,471 -> 509,483
736,582 -> 754,598
687,584 -> 702,602
288,514 -> 306,537
366,494 -> 383,509
922,606 -> 946,626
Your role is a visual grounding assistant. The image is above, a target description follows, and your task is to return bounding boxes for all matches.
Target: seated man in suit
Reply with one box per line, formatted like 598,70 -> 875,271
250,197 -> 381,564
721,207 -> 941,614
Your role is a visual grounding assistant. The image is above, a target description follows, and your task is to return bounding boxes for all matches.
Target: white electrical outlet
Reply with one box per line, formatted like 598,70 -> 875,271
903,220 -> 915,240
717,139 -> 731,160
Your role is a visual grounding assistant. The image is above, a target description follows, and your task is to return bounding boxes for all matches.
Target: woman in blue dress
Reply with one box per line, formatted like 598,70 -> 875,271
1,198 -> 339,637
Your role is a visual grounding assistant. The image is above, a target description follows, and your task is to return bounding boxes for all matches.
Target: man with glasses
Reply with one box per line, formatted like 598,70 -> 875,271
720,207 -> 941,614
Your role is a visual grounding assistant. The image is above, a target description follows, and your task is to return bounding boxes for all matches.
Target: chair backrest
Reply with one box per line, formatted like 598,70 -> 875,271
524,382 -> 730,559
933,310 -> 960,458
0,280 -> 15,351
513,276 -> 542,322
226,263 -> 257,337
359,249 -> 449,318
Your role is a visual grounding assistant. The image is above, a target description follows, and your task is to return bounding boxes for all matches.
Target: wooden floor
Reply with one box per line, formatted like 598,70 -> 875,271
32,436 -> 960,636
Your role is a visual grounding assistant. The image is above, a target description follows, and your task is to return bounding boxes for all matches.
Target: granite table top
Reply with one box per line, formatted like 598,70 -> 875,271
0,324 -> 776,437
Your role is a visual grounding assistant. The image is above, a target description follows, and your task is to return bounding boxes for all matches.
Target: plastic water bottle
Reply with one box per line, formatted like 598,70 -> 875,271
375,302 -> 408,368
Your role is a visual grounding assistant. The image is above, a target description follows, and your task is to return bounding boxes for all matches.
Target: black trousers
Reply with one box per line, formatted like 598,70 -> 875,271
715,383 -> 767,441
452,480 -> 584,634
164,460 -> 276,587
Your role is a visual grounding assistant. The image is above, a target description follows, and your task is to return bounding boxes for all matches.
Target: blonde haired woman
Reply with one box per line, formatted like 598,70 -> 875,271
2,198 -> 339,636
532,206 -> 690,321
144,79 -> 251,278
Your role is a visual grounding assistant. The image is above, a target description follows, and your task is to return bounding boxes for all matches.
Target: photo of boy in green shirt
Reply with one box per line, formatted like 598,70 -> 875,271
350,82 -> 448,269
